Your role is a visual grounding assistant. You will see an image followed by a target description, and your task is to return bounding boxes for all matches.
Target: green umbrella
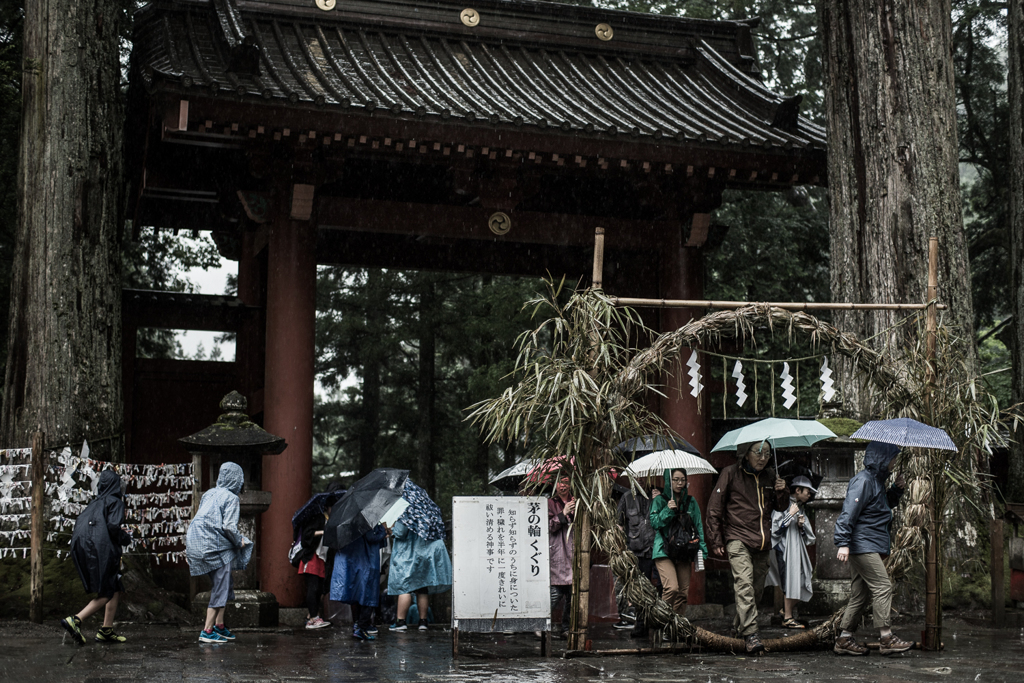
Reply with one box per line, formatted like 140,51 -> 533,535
711,417 -> 838,473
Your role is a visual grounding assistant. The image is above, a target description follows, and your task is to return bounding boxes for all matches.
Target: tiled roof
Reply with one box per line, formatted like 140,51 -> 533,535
132,0 -> 826,153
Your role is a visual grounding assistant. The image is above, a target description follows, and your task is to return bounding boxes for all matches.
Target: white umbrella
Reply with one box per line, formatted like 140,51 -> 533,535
488,458 -> 541,490
625,450 -> 717,478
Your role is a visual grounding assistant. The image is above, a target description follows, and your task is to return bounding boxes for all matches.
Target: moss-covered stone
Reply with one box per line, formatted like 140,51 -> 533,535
817,417 -> 865,438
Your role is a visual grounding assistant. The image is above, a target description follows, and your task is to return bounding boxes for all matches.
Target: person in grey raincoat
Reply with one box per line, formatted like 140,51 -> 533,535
832,441 -> 912,656
765,476 -> 816,628
186,462 -> 252,644
60,469 -> 133,645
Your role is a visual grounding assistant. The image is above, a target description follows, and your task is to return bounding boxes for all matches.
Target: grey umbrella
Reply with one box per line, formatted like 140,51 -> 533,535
851,418 -> 956,451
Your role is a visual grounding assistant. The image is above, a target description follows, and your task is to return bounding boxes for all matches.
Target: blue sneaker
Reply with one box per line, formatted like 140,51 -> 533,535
198,629 -> 228,643
352,627 -> 376,641
213,625 -> 236,641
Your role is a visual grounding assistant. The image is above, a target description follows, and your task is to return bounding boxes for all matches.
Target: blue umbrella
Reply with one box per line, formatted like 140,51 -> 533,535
851,418 -> 956,451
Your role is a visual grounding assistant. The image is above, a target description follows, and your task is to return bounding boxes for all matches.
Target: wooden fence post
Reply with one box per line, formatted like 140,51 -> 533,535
29,431 -> 45,623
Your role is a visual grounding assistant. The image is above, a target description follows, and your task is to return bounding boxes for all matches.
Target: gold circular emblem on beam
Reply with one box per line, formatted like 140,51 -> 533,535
461,8 -> 480,27
595,23 -> 614,41
488,212 -> 511,235
315,0 -> 336,10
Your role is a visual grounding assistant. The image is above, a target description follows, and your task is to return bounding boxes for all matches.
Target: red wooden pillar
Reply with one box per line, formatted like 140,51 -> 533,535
261,200 -> 316,607
660,218 -> 710,605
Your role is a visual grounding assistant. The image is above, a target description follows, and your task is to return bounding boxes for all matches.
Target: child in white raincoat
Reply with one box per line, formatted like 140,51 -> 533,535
766,475 -> 816,628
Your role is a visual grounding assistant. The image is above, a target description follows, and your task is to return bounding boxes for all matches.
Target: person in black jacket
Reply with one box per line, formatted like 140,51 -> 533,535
295,490 -> 343,629
60,469 -> 133,645
615,482 -> 660,637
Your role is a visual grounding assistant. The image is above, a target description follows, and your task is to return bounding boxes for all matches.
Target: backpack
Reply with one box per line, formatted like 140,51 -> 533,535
288,538 -> 303,567
663,497 -> 700,562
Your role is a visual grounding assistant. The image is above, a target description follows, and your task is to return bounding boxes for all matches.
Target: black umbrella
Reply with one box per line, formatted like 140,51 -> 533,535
291,490 -> 345,537
324,468 -> 409,550
612,434 -> 700,460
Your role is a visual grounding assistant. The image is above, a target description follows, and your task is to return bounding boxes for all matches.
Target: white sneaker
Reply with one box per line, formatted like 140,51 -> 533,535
306,617 -> 330,629
418,621 -> 428,631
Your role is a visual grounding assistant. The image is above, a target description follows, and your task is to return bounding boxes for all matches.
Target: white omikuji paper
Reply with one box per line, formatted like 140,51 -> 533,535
378,497 -> 409,527
451,496 -> 550,620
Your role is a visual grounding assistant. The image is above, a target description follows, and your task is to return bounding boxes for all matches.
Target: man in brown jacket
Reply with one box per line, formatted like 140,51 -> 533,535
707,441 -> 788,654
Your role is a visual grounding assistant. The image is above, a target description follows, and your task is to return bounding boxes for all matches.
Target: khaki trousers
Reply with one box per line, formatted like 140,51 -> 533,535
840,552 -> 892,631
655,557 -> 691,616
726,540 -> 770,637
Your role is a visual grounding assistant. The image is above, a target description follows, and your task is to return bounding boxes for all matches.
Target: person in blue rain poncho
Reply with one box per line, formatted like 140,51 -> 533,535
60,469 -> 133,645
386,481 -> 451,632
331,521 -> 387,640
185,462 -> 252,644
832,441 -> 912,657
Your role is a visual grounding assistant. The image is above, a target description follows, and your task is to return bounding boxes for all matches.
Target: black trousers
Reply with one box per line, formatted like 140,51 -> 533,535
351,603 -> 374,630
304,574 -> 324,619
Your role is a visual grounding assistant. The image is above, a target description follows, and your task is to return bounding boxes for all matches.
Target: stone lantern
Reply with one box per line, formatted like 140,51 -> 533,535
180,390 -> 287,627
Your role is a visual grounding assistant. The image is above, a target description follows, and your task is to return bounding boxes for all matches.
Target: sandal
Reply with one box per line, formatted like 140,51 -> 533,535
782,617 -> 806,629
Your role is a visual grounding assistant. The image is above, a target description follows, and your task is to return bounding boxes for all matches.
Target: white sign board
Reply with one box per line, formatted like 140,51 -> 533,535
452,496 -> 550,620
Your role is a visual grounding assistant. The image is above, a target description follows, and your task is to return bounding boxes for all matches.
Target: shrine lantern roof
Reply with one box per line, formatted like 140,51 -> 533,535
130,0 -> 826,161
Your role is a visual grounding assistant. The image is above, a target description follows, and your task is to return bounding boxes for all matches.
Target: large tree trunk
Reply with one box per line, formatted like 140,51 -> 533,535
821,0 -> 975,420
1009,0 -> 1024,503
3,0 -> 125,458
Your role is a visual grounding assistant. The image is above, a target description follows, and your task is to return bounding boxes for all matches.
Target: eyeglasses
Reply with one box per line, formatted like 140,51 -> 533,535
671,477 -> 687,483
749,450 -> 771,460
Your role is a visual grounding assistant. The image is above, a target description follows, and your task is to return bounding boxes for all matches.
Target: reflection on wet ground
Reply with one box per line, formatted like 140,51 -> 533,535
1,617 -> 1022,683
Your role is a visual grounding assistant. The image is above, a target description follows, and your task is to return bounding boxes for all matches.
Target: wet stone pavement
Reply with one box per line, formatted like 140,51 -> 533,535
2,617 -> 1022,683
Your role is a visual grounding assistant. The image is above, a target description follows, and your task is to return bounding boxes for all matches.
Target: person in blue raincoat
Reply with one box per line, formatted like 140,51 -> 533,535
833,441 -> 912,656
185,462 -> 252,644
386,481 -> 451,632
60,469 -> 133,645
331,522 -> 387,640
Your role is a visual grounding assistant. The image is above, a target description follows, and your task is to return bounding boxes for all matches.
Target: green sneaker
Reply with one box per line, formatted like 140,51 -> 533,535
60,616 -> 86,645
95,627 -> 127,643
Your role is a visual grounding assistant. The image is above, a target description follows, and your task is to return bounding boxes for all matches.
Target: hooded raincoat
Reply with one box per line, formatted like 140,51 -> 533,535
649,468 -> 707,561
185,462 -> 252,576
765,496 -> 816,601
834,442 -> 904,554
70,470 -> 132,597
387,482 -> 452,595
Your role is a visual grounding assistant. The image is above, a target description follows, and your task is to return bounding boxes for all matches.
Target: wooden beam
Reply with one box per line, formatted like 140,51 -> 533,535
316,197 -> 678,250
29,431 -> 45,624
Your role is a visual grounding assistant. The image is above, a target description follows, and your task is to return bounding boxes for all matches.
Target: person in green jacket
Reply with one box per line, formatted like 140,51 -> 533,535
649,468 -> 707,617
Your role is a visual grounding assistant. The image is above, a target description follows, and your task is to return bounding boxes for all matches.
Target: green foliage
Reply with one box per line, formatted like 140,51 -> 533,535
952,0 -> 1012,332
0,4 -> 21,386
816,417 -> 863,438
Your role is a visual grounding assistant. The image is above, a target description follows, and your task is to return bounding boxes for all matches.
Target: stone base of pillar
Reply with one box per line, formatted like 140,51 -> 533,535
806,579 -> 851,616
193,590 -> 279,627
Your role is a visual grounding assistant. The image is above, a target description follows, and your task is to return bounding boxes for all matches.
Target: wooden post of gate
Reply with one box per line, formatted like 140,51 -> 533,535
592,227 -> 605,290
991,518 -> 1005,627
189,451 -> 202,601
29,431 -> 45,623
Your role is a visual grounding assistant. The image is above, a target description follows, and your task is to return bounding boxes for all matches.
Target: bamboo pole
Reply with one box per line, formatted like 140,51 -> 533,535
29,431 -> 45,623
568,507 -> 592,651
924,236 -> 941,651
592,228 -> 605,290
609,297 -> 946,311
